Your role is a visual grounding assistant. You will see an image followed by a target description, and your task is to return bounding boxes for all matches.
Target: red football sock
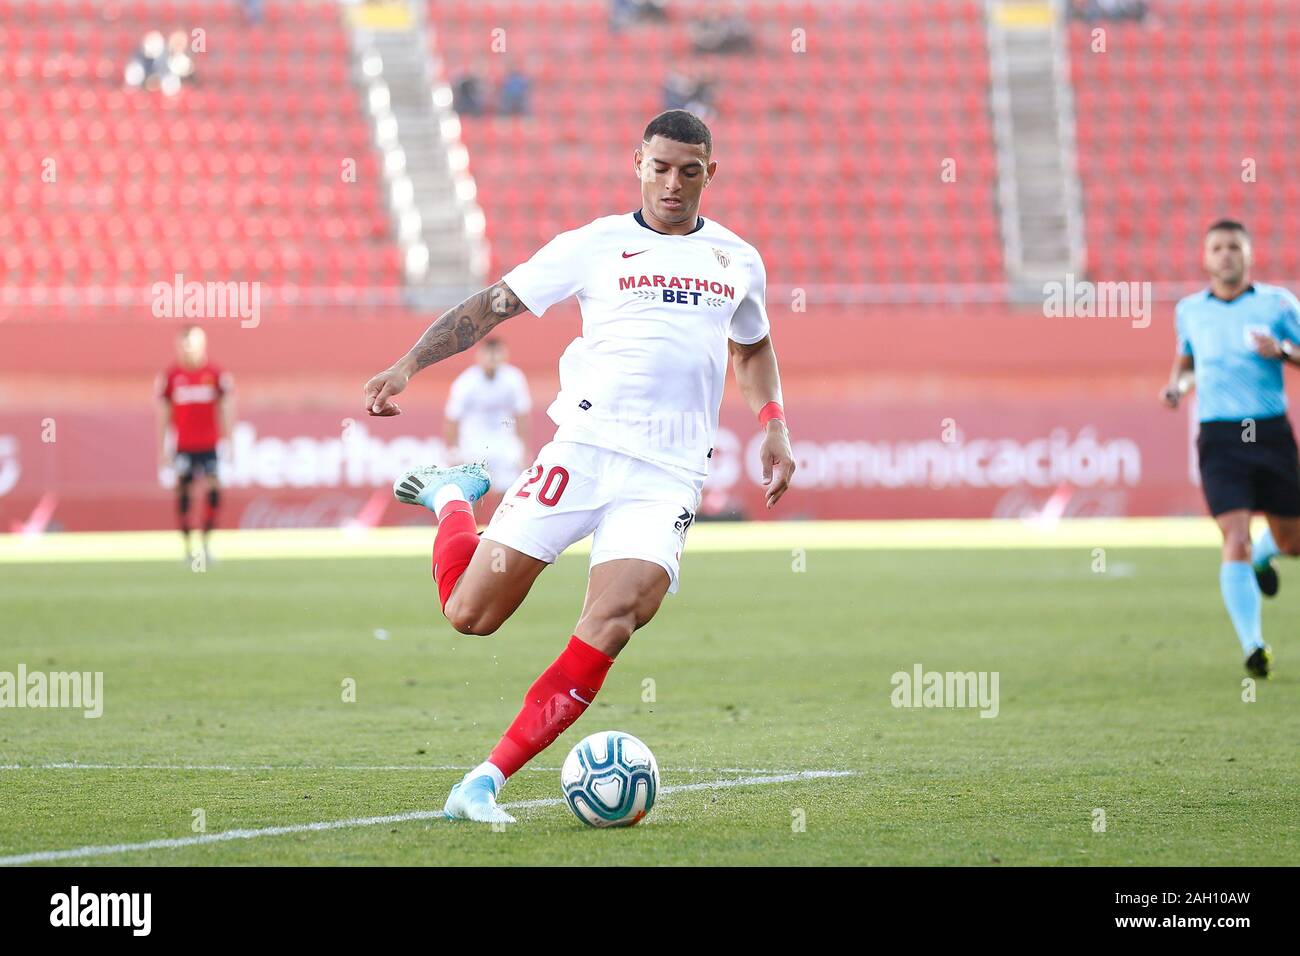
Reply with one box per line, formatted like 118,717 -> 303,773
489,635 -> 615,779
432,501 -> 480,612
202,487 -> 220,533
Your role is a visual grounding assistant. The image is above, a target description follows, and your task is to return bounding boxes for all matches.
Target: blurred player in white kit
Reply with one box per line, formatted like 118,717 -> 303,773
444,338 -> 531,517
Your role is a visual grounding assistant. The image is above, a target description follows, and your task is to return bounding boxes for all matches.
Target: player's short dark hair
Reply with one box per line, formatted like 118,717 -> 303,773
642,109 -> 712,155
482,337 -> 504,351
1206,218 -> 1248,237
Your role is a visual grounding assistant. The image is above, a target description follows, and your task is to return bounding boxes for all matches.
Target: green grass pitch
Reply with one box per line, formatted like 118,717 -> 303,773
1,541 -> 1296,865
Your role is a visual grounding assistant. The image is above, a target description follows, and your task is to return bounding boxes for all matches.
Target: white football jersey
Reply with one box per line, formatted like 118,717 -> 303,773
445,363 -> 531,452
502,211 -> 769,479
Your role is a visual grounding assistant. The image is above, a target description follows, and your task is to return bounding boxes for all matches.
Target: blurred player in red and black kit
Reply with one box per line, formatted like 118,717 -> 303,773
155,326 -> 234,562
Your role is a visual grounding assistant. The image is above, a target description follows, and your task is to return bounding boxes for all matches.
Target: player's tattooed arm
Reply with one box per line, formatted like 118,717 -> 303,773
406,281 -> 527,373
364,281 -> 528,416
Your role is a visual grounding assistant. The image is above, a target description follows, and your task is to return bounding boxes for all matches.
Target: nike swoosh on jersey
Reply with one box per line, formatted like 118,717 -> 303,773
568,688 -> 592,705
621,250 -> 649,258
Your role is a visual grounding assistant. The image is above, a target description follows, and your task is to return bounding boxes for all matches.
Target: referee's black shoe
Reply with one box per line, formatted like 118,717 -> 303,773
1245,645 -> 1272,679
1255,560 -> 1279,598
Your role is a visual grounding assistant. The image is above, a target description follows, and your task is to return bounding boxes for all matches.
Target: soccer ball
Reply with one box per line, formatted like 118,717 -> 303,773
561,731 -> 660,828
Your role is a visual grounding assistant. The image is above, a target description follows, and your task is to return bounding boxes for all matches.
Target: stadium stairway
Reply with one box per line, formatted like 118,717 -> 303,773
986,1 -> 1086,293
345,0 -> 489,299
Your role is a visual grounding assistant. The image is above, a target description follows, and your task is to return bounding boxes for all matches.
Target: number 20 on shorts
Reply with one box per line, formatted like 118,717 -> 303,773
515,465 -> 570,506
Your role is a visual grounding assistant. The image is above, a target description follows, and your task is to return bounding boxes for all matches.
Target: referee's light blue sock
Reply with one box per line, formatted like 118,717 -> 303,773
1252,528 -> 1279,570
1220,562 -> 1264,655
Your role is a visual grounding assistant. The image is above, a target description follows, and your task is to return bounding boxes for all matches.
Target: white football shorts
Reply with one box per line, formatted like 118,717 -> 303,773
480,440 -> 703,593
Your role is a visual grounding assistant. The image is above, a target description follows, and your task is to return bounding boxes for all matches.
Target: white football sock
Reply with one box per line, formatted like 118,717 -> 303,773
467,761 -> 506,793
433,483 -> 469,516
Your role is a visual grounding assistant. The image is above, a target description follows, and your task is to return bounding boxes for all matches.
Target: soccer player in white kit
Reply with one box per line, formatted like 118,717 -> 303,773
444,338 -> 531,516
362,110 -> 795,823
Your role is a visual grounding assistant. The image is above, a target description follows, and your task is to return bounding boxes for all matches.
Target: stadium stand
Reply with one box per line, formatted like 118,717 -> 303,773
428,0 -> 1001,286
6,1 -> 1298,298
1069,0 -> 1300,280
0,0 -> 400,289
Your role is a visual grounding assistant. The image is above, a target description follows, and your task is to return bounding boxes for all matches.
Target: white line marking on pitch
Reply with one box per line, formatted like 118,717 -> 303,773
0,763 -> 790,775
0,763 -> 481,772
0,770 -> 854,866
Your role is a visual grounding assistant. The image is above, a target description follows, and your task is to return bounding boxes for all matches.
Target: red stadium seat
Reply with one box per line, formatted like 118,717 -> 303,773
1070,1 -> 1300,280
0,0 -> 402,293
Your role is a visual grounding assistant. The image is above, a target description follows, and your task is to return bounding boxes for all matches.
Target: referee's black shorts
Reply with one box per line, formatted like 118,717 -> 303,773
1197,415 -> 1300,517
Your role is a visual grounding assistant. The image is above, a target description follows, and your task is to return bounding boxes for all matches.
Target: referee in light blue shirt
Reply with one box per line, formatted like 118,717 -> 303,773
1162,219 -> 1300,678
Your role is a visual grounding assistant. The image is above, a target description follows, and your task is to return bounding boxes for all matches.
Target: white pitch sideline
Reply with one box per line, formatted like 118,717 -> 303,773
0,518 -> 1226,564
0,762 -> 797,775
0,770 -> 854,866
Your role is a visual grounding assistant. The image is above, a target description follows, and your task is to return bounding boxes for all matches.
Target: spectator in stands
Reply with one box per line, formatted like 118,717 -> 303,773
164,30 -> 195,91
688,6 -> 754,54
123,30 -> 167,90
124,29 -> 195,96
662,67 -> 716,121
498,66 -> 532,117
687,71 -> 717,120
662,68 -> 693,111
453,70 -> 486,117
609,0 -> 669,33
1070,0 -> 1149,22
